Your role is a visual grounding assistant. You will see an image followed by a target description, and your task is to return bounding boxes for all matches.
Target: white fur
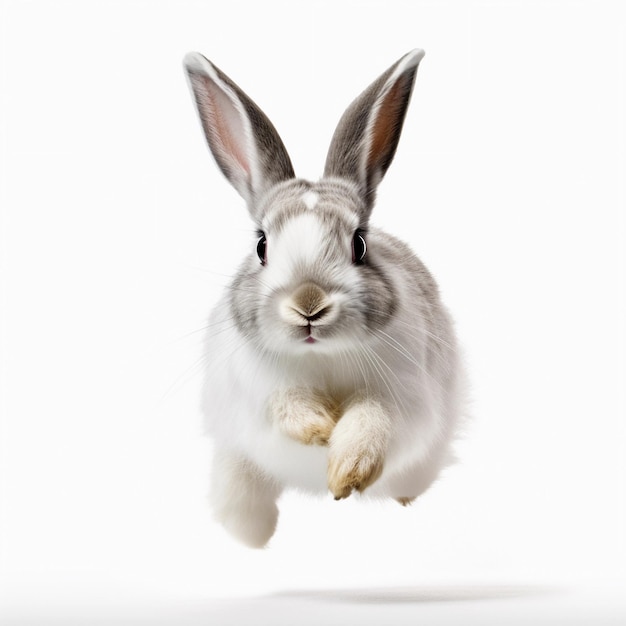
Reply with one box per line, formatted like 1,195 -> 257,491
202,243 -> 460,495
301,190 -> 319,210
263,213 -> 346,290
199,223 -> 464,548
210,449 -> 281,548
276,213 -> 323,266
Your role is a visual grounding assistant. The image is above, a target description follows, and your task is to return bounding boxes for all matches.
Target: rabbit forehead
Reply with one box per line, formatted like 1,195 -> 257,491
259,179 -> 363,233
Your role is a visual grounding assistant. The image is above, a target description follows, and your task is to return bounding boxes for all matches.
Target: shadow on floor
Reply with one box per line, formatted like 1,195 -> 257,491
269,584 -> 558,605
0,585 -> 564,625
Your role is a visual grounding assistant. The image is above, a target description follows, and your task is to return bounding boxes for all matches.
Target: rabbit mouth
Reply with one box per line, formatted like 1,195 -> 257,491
304,325 -> 318,344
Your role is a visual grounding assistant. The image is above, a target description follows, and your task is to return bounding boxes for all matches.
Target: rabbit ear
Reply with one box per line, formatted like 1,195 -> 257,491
324,49 -> 424,216
184,53 -> 295,211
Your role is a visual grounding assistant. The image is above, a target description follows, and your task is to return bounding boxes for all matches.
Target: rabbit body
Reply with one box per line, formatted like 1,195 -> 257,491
184,50 -> 465,547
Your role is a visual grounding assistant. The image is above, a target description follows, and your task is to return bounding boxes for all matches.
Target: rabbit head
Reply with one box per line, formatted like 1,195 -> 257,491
184,50 -> 424,356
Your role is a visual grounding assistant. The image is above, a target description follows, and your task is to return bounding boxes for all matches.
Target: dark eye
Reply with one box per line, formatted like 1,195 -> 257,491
352,229 -> 367,264
256,232 -> 267,265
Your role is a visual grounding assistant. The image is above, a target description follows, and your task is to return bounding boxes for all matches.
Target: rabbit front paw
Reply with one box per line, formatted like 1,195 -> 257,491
327,447 -> 384,499
326,394 -> 389,499
269,388 -> 338,446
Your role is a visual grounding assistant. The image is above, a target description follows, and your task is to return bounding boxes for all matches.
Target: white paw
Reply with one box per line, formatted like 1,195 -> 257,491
270,388 -> 338,446
326,393 -> 389,499
327,447 -> 384,499
210,452 -> 281,548
214,499 -> 279,549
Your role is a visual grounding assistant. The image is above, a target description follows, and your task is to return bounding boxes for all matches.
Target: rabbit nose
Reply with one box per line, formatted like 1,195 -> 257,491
290,282 -> 332,323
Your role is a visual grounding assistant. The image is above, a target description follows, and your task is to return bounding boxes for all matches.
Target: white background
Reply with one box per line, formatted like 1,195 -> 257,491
1,0 -> 624,624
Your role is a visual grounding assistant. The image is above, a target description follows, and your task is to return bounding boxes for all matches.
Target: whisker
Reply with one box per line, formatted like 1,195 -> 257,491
243,271 -> 279,295
360,342 -> 405,416
173,316 -> 239,343
344,347 -> 363,388
160,351 -> 209,402
367,307 -> 456,352
223,283 -> 274,300
374,328 -> 423,369
374,328 -> 446,392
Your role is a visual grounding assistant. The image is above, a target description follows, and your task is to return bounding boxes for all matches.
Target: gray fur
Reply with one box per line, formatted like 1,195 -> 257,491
184,53 -> 295,214
324,53 -> 421,217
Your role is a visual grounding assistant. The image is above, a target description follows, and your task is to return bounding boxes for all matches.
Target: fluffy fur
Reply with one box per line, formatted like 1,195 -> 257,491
184,49 -> 465,548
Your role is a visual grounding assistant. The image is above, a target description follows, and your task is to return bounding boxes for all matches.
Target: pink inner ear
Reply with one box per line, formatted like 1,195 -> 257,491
205,80 -> 251,178
367,77 -> 406,174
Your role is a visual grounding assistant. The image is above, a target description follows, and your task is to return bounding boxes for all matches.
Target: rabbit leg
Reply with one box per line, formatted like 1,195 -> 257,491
268,387 -> 339,446
389,450 -> 449,506
209,449 -> 282,548
327,393 -> 390,499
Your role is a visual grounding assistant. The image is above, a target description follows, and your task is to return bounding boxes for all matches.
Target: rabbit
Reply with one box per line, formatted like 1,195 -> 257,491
183,49 -> 466,548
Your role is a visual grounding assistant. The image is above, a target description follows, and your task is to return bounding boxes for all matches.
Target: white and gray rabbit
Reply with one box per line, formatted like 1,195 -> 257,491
183,49 -> 465,548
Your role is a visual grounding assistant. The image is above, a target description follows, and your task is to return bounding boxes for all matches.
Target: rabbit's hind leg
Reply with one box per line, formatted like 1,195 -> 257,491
210,449 -> 282,548
388,452 -> 449,508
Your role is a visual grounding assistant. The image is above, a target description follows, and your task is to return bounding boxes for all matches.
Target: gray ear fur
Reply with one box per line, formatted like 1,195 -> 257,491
324,49 -> 424,217
183,53 -> 295,214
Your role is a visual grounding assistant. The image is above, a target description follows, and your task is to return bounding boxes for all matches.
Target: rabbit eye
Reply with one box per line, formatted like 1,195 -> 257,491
352,230 -> 367,264
256,232 -> 267,265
